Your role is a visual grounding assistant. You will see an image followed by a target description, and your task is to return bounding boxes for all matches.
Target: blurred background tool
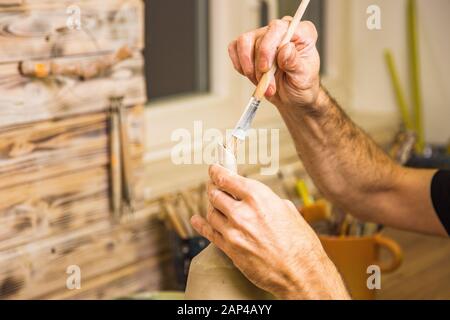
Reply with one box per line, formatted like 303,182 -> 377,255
296,179 -> 314,207
160,191 -> 209,290
162,197 -> 189,240
384,50 -> 413,132
118,96 -> 136,212
109,96 -> 123,221
407,0 -> 425,153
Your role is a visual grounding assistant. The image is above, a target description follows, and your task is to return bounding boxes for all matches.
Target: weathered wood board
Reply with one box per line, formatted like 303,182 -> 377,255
0,0 -> 144,63
0,52 -> 146,128
0,113 -> 108,189
0,104 -> 146,251
0,166 -> 110,252
43,254 -> 175,300
0,105 -> 145,189
0,210 -> 170,299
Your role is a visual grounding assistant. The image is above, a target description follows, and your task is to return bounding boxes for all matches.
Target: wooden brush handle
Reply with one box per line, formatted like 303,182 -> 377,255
252,0 -> 311,100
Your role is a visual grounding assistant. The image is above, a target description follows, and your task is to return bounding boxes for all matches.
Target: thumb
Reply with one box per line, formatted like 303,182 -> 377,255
277,42 -> 300,74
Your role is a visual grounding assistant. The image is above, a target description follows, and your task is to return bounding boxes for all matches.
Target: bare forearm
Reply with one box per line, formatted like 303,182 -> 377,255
278,87 -> 446,236
279,87 -> 398,215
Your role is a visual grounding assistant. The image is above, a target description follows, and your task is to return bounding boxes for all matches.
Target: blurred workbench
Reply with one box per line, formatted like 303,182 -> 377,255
378,228 -> 450,299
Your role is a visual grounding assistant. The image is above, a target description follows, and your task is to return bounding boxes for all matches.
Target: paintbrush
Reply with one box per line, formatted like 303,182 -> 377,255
231,0 -> 311,141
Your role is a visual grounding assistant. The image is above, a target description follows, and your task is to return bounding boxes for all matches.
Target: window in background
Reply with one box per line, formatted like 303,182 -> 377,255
145,0 -> 210,102
278,0 -> 325,73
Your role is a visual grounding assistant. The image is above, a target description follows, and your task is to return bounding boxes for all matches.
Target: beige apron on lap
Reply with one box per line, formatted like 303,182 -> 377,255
184,143 -> 273,300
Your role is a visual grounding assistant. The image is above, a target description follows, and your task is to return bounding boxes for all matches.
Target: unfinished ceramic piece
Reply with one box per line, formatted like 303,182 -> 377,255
185,143 -> 273,300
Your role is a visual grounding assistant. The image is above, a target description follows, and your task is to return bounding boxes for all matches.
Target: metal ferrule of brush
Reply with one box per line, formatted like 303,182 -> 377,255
232,96 -> 261,140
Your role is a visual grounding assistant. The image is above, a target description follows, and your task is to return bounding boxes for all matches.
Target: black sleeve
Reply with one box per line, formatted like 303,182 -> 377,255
431,170 -> 450,236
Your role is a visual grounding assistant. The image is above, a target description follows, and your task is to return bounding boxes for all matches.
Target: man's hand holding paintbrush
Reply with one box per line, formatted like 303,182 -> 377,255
229,17 -> 320,112
230,0 -> 319,141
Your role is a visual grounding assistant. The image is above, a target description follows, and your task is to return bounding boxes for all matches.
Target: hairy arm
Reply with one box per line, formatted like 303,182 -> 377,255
281,87 -> 446,236
228,18 -> 447,236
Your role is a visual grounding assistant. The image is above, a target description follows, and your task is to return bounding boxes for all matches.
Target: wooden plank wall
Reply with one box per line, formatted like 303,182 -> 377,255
0,0 -> 144,62
0,53 -> 146,128
0,0 -> 176,299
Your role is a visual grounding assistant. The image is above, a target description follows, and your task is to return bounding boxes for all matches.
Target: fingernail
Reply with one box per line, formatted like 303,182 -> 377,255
260,57 -> 268,72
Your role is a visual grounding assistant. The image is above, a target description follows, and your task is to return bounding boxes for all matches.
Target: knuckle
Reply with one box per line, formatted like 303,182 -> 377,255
232,64 -> 243,74
207,187 -> 218,205
212,228 -> 224,242
206,209 -> 212,223
237,35 -> 254,72
269,19 -> 283,29
202,224 -> 212,239
243,178 -> 259,192
237,33 -> 250,44
243,68 -> 253,78
245,193 -> 257,205
240,61 -> 253,77
228,41 -> 236,54
258,46 -> 270,59
211,230 -> 220,243
215,175 -> 227,189
206,182 -> 212,194
208,165 -> 215,178
244,183 -> 270,204
206,208 -> 216,224
237,34 -> 246,44
271,19 -> 289,34
255,36 -> 262,50
229,200 -> 242,216
241,179 -> 253,193
239,185 -> 253,201
224,229 -> 240,245
303,21 -> 318,39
